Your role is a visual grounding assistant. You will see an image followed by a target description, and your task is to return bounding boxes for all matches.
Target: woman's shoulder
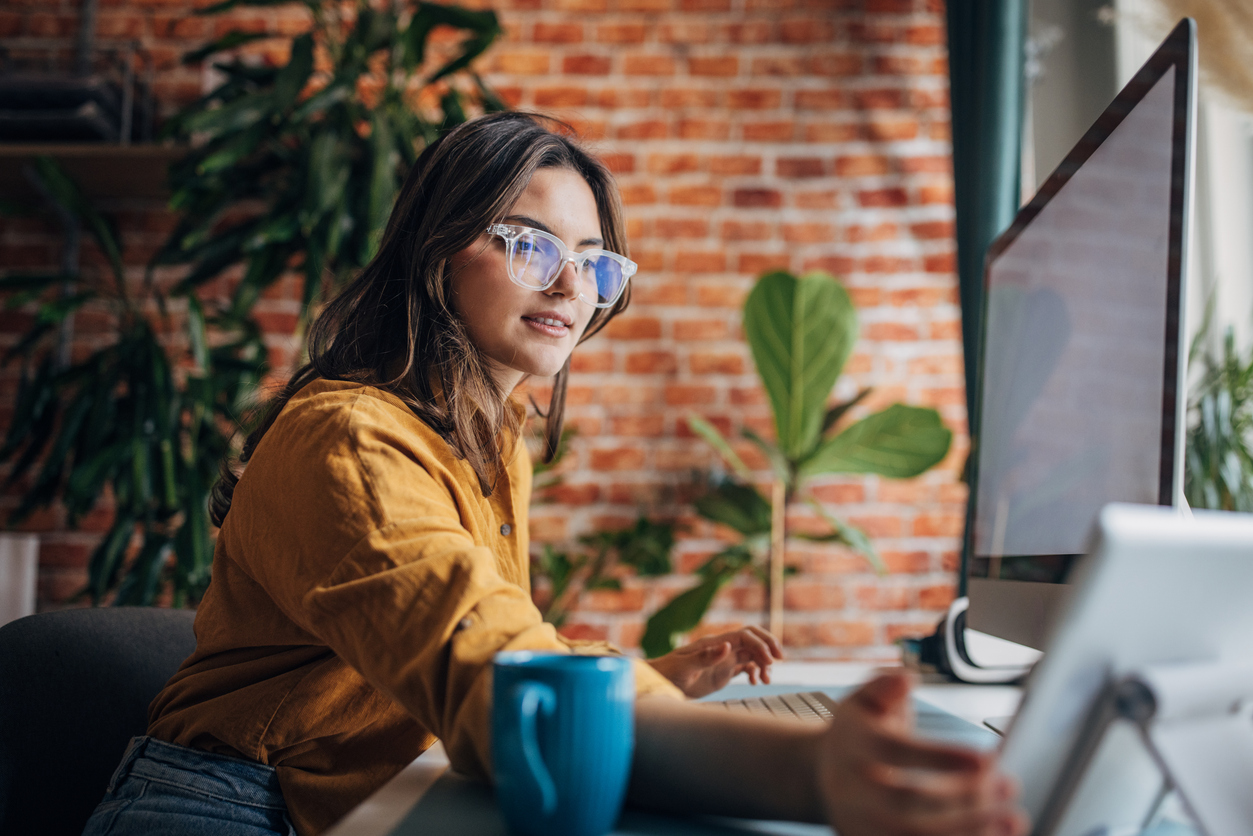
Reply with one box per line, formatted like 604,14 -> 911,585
267,378 -> 447,457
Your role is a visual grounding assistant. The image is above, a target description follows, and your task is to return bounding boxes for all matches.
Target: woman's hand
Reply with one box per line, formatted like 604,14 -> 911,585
647,626 -> 783,698
817,671 -> 1029,836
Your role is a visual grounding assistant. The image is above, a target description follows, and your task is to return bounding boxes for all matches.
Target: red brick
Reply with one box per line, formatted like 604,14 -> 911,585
673,315 -> 734,342
738,252 -> 790,274
781,223 -> 833,243
611,415 -> 667,437
599,153 -> 635,174
597,22 -> 647,43
680,0 -> 730,9
858,188 -> 909,208
751,55 -> 806,76
721,220 -> 773,240
493,49 -> 551,74
727,21 -> 773,43
923,253 -> 957,273
619,183 -> 657,205
728,88 -> 782,109
648,217 -> 705,238
882,551 -> 932,574
795,89 -> 845,109
805,122 -> 861,142
776,157 -> 825,178
659,22 -> 718,44
779,18 -> 836,43
604,316 -> 662,340
668,185 -> 722,206
919,182 -> 955,204
534,86 -> 588,107
785,582 -> 846,611
816,620 -> 876,647
544,483 -> 601,506
590,447 -> 646,470
689,56 -> 738,76
809,54 -> 862,76
867,115 -> 920,141
534,22 -> 583,43
664,384 -> 718,405
562,54 -> 611,75
743,121 -> 795,141
919,583 -> 957,610
709,155 -> 762,175
625,53 -> 677,75
673,250 -> 728,272
910,220 -> 956,239
660,88 -> 721,108
647,153 -> 702,174
794,190 -> 840,210
689,352 -> 744,374
732,188 -> 782,208
625,351 -> 678,374
677,119 -> 730,140
570,350 -> 614,372
855,585 -> 912,611
617,119 -> 669,140
694,284 -> 747,309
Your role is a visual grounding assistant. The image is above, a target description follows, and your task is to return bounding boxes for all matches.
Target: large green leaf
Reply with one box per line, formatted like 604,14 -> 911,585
685,414 -> 752,481
641,572 -> 730,659
799,404 -> 952,480
692,480 -> 771,536
743,271 -> 857,461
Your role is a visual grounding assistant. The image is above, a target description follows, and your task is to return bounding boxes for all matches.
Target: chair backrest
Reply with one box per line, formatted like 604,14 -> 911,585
0,607 -> 197,836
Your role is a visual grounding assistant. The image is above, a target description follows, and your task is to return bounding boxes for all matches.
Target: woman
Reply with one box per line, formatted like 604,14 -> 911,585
83,113 -> 1026,836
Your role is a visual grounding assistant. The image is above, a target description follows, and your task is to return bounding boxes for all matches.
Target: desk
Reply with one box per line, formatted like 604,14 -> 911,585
325,663 -> 1022,836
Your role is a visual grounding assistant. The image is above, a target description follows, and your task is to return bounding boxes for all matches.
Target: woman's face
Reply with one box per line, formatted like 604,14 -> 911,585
449,167 -> 601,392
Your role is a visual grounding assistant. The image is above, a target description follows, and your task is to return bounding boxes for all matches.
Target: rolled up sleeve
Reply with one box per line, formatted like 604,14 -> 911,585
229,386 -> 681,781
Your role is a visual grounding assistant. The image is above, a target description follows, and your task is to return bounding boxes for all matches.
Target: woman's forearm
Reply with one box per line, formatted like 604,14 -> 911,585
627,696 -> 825,823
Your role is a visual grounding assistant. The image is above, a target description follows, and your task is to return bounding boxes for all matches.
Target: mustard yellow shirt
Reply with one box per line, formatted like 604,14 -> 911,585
147,379 -> 682,835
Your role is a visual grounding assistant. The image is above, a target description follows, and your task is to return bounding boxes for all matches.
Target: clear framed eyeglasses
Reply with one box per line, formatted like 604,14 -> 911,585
486,223 -> 637,308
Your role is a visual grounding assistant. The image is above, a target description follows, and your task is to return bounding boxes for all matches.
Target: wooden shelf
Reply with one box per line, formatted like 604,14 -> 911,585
0,144 -> 185,201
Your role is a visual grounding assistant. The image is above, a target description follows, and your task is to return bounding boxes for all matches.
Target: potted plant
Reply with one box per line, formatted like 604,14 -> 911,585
641,270 -> 954,657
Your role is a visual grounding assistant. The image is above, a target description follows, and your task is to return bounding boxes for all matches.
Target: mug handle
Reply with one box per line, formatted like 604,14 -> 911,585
509,681 -> 558,815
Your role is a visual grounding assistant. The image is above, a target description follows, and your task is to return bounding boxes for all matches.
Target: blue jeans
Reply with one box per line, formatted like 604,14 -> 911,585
82,736 -> 297,836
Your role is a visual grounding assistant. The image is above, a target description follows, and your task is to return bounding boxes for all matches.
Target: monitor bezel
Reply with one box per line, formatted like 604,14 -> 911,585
961,19 -> 1196,649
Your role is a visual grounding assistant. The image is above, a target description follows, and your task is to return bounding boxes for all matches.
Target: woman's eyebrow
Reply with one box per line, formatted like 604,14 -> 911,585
504,214 -> 604,248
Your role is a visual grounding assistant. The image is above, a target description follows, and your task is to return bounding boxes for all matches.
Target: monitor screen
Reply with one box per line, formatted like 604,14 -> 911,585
963,21 -> 1194,650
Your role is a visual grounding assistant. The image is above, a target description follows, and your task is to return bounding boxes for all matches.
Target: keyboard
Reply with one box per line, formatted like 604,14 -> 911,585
712,690 -> 836,722
709,688 -> 1002,750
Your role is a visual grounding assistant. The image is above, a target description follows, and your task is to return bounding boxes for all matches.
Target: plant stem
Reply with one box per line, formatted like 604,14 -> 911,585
769,478 -> 785,639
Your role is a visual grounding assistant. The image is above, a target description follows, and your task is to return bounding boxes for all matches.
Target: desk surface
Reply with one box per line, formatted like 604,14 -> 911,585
325,663 -> 1023,836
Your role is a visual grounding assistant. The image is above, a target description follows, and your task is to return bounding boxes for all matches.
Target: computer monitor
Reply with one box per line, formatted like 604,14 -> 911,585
961,19 -> 1196,652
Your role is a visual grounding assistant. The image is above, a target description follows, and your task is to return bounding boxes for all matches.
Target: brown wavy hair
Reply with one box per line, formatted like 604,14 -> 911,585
210,113 -> 631,526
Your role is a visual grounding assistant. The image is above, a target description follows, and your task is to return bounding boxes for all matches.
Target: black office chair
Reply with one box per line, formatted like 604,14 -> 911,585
0,607 -> 197,836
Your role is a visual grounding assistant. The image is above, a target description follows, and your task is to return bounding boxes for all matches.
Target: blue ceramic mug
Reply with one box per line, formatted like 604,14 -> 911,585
491,652 -> 634,836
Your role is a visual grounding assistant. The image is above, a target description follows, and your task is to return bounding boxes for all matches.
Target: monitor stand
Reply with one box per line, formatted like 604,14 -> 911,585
902,597 -> 1037,684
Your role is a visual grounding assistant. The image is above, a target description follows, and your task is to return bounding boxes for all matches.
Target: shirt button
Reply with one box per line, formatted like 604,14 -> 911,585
500,523 -> 512,536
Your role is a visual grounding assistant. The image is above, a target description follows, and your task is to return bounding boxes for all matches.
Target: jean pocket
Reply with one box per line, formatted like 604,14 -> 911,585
81,780 -> 146,836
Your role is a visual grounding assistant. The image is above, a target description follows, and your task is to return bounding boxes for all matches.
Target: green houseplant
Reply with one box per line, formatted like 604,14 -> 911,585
1,158 -> 265,605
155,0 -> 505,325
641,270 -> 954,657
1185,324 -> 1253,511
0,0 -> 505,606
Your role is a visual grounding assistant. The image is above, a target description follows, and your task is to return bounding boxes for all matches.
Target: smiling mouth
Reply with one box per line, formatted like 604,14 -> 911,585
522,315 -> 570,336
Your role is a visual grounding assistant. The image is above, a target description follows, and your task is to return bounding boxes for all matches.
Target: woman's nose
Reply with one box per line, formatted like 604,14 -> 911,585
546,258 -> 581,298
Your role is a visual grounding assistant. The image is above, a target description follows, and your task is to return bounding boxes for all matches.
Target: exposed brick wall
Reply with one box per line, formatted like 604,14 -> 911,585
0,0 -> 965,659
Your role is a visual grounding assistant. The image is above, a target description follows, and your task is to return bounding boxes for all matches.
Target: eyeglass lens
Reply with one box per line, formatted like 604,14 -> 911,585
507,230 -> 626,306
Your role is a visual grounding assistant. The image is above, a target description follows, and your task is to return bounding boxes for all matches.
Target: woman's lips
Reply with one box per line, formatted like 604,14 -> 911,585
523,315 -> 570,337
